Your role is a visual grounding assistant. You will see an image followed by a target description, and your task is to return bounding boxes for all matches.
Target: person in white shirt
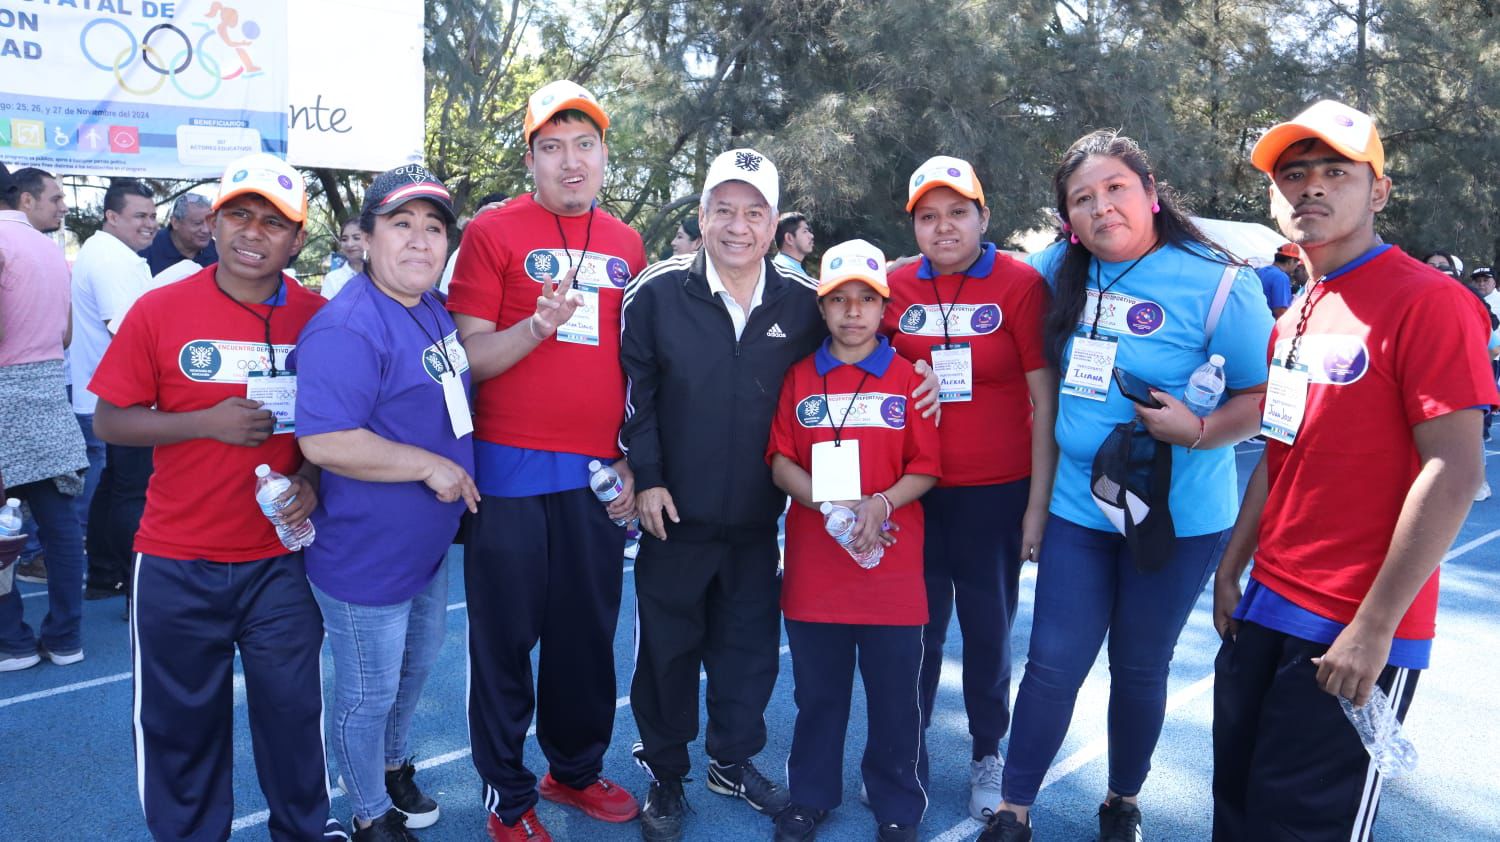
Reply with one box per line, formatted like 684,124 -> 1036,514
772,211 -> 814,278
321,217 -> 366,299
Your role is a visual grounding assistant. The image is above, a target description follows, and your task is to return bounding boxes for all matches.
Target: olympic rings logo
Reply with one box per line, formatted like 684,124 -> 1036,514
79,18 -> 249,101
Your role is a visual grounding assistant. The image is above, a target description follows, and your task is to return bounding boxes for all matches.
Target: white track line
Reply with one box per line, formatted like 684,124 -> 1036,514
0,670 -> 133,708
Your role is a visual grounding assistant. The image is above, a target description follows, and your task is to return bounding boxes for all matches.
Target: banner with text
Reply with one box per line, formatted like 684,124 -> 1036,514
0,0 -> 289,178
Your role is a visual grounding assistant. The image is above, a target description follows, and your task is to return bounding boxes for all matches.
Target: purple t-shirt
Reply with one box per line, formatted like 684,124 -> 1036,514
293,274 -> 475,605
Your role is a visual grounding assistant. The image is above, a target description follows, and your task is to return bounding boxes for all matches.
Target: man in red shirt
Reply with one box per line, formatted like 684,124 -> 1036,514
91,154 -> 340,842
447,80 -> 646,841
1212,101 -> 1498,841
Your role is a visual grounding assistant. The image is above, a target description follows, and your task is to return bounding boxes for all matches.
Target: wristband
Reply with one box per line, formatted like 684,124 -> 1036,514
527,315 -> 546,342
874,492 -> 894,520
1189,416 -> 1206,451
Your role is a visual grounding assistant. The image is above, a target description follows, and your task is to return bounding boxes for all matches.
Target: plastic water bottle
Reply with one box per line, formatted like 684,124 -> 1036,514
588,460 -> 628,527
254,465 -> 316,551
1184,353 -> 1227,417
820,502 -> 882,569
0,499 -> 21,538
1339,685 -> 1418,777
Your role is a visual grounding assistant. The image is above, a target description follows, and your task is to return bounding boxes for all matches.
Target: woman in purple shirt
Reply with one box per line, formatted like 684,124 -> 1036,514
294,165 -> 478,842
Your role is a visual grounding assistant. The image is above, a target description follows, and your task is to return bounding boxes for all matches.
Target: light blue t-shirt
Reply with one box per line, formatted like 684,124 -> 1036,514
1027,241 -> 1274,536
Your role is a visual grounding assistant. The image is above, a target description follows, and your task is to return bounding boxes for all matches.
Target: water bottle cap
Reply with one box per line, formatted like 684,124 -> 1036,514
254,464 -> 271,477
1209,354 -> 1225,366
820,502 -> 833,514
588,460 -> 602,471
4,498 -> 18,507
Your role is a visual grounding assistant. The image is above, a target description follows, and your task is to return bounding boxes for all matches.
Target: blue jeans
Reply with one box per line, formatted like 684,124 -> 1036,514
0,478 -> 85,654
312,561 -> 449,823
75,411 -> 106,530
1001,515 -> 1228,806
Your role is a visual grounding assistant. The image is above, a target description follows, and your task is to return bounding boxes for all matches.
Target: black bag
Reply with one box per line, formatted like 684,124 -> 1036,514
1090,420 -> 1176,572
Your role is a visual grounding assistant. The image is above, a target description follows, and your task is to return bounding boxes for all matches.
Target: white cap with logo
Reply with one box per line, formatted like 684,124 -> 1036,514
212,152 -> 307,223
702,148 -> 779,213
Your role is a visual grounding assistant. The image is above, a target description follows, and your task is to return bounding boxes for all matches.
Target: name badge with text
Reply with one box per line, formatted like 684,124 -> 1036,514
246,371 -> 297,434
1062,332 -> 1117,402
931,343 -> 974,402
1261,360 -> 1309,445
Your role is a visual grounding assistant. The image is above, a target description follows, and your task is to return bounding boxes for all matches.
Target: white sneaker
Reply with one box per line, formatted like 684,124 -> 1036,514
969,754 -> 1004,820
1477,481 -> 1492,503
0,651 -> 41,672
38,644 -> 83,666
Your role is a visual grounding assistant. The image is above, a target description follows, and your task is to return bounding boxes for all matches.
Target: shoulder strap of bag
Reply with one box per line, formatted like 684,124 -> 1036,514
1204,263 -> 1238,344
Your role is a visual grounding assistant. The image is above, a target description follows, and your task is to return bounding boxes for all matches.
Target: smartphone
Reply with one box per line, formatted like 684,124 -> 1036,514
1112,367 -> 1164,409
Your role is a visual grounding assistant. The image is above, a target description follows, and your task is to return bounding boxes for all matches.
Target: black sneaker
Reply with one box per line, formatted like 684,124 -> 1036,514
640,777 -> 688,842
705,759 -> 790,815
772,804 -> 825,841
875,823 -> 917,842
977,809 -> 1032,842
1097,796 -> 1142,842
352,808 -> 417,842
385,758 -> 440,829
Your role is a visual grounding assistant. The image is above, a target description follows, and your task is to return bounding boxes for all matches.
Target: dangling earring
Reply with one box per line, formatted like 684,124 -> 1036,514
1151,201 -> 1160,214
1069,233 -> 1080,245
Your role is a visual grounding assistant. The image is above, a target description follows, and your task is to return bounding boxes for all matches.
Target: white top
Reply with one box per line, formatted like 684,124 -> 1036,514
772,251 -> 811,279
69,230 -> 150,414
439,248 -> 460,295
322,263 -> 357,299
1485,289 -> 1500,313
705,257 -> 766,341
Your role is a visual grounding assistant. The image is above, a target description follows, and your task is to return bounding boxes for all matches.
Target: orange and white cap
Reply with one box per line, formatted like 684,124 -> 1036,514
818,239 -> 890,298
524,80 -> 610,146
906,155 -> 985,212
1251,100 -> 1384,179
212,153 -> 307,223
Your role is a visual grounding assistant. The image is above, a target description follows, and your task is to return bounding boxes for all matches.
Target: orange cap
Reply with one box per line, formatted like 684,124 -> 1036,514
1251,100 -> 1384,179
1276,243 -> 1301,259
906,156 -> 985,213
523,80 -> 610,146
818,239 -> 890,298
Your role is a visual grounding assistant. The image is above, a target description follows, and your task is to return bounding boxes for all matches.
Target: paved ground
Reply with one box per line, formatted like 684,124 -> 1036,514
1,442 -> 1496,840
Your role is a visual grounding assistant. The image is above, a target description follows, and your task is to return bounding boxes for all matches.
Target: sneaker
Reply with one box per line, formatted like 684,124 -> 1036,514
772,804 -> 825,841
15,557 -> 46,584
705,759 -> 790,815
324,817 -> 351,841
977,809 -> 1032,842
639,777 -> 687,842
37,643 -> 84,666
352,808 -> 417,842
385,759 -> 440,828
1097,796 -> 1143,842
486,808 -> 551,841
969,754 -> 1004,820
1476,481 -> 1492,502
539,772 -> 639,822
875,823 -> 918,842
0,650 -> 41,672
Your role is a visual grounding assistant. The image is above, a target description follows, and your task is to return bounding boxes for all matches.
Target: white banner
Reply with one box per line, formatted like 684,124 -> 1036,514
0,0 -> 289,177
284,0 -> 424,172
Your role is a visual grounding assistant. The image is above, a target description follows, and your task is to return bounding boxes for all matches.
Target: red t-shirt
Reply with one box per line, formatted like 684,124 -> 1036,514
883,247 -> 1048,486
1254,247 -> 1499,639
88,269 -> 325,562
766,342 -> 942,625
446,193 -> 646,456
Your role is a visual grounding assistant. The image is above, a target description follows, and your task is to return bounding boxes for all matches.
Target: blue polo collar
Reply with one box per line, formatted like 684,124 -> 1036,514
815,334 -> 895,377
917,241 -> 997,280
1323,243 -> 1392,282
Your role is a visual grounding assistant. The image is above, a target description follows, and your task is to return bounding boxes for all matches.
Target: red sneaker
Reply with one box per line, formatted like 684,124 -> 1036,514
538,773 -> 641,822
486,808 -> 552,841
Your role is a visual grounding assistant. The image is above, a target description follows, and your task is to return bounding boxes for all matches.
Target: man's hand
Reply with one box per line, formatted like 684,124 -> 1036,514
423,455 -> 480,513
911,359 -> 942,423
637,486 -> 679,540
529,268 -> 585,340
203,397 -> 275,446
1313,621 -> 1392,706
607,459 -> 636,522
1213,569 -> 1243,642
278,473 -> 319,527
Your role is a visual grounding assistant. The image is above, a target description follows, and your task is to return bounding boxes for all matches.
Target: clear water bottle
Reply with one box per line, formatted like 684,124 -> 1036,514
588,459 -> 628,527
820,502 -> 882,569
1339,685 -> 1418,777
1184,353 -> 1227,417
254,465 -> 316,551
0,499 -> 21,538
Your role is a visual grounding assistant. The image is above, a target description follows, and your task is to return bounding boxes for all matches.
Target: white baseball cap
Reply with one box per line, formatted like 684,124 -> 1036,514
212,152 -> 307,223
906,155 -> 985,212
702,148 -> 779,212
818,239 -> 889,298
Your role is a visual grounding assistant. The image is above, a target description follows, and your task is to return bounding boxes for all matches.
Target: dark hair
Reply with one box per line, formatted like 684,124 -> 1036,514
679,216 -> 700,240
12,167 -> 54,199
340,217 -> 363,235
103,178 -> 154,216
1420,252 -> 1460,278
775,212 -> 808,250
475,191 -> 509,209
528,109 -> 603,151
1042,130 -> 1228,366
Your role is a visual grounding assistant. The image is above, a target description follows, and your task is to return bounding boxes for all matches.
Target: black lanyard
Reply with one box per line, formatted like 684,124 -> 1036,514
1283,278 -> 1328,369
216,279 -> 283,376
551,207 -> 597,279
400,295 -> 455,375
1087,248 -> 1153,338
930,274 -> 970,347
821,370 -> 871,446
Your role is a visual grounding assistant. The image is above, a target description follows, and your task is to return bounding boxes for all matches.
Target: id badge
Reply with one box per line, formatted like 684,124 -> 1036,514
246,370 -> 297,434
811,439 -> 862,502
556,283 -> 601,346
1261,360 -> 1309,445
1062,332 -> 1117,402
441,371 -> 474,439
931,343 -> 974,403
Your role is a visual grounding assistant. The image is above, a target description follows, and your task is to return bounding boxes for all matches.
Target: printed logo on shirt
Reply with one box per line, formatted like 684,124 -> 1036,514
796,392 -> 908,429
766,323 -> 787,338
1272,334 -> 1370,385
420,330 -> 471,383
178,340 -> 297,383
1079,290 -> 1166,336
897,303 -> 1003,337
523,249 -> 632,288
